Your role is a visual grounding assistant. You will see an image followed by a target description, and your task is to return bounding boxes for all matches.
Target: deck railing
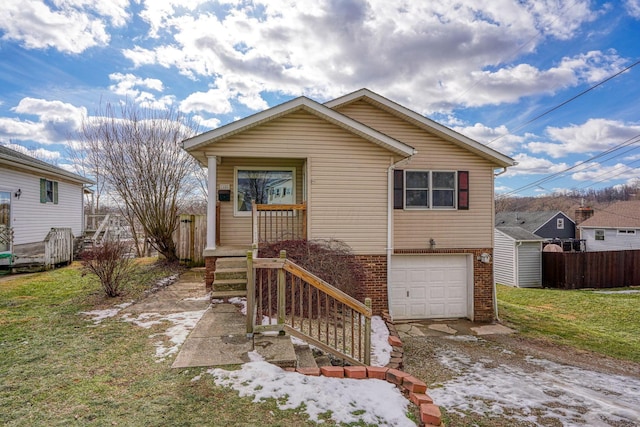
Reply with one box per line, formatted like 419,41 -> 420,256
252,202 -> 307,245
43,227 -> 73,269
246,248 -> 372,366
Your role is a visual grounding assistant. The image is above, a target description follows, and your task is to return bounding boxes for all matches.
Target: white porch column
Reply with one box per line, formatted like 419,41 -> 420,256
206,155 -> 217,250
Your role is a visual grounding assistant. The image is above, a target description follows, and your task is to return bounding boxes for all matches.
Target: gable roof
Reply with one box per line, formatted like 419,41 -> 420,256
325,89 -> 515,168
495,211 -> 573,234
578,201 -> 640,228
182,95 -> 417,160
496,226 -> 544,241
0,145 -> 93,185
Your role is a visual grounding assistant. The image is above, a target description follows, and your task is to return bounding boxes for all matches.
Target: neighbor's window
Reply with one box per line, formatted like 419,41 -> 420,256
617,229 -> 636,235
557,218 -> 564,229
234,167 -> 295,215
595,229 -> 605,240
404,171 -> 456,209
39,179 -> 58,204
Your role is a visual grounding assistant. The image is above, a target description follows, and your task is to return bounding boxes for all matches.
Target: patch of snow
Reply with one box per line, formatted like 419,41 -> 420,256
429,350 -> 640,426
207,361 -> 415,426
228,297 -> 247,314
121,308 -> 208,361
184,292 -> 211,301
444,335 -> 479,342
371,315 -> 392,366
79,301 -> 133,325
247,350 -> 265,362
211,298 -> 225,304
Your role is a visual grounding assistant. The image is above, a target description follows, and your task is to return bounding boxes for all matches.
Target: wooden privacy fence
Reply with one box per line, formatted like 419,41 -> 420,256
44,227 -> 73,269
247,249 -> 372,366
174,214 -> 206,266
543,249 -> 640,289
252,203 -> 307,244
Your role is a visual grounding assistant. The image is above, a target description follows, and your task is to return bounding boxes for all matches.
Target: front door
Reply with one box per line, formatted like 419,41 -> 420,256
0,191 -> 11,253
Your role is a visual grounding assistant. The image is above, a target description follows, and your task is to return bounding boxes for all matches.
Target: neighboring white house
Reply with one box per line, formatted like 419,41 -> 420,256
494,227 -> 544,288
0,146 -> 93,266
578,201 -> 640,251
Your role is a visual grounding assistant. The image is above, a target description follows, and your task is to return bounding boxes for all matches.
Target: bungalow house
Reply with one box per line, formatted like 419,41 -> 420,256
0,145 -> 93,269
182,89 -> 515,322
578,200 -> 640,251
494,211 -> 577,288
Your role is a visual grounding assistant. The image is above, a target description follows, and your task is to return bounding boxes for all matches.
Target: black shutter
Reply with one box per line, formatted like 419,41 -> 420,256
393,169 -> 404,209
458,171 -> 469,210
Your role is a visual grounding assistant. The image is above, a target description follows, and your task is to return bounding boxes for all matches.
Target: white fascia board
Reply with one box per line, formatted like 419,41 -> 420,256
182,96 -> 416,157
326,88 -> 515,168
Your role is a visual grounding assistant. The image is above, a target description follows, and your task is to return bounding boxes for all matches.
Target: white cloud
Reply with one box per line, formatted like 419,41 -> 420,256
527,118 -> 640,158
122,0 -> 606,115
505,153 -> 569,176
626,0 -> 640,19
0,98 -> 86,144
0,0 -> 129,54
193,115 -> 221,130
454,123 -> 524,155
180,88 -> 234,115
570,162 -> 640,183
3,142 -> 61,162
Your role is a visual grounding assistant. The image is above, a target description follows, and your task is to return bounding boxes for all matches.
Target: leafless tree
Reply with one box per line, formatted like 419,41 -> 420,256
81,101 -> 200,262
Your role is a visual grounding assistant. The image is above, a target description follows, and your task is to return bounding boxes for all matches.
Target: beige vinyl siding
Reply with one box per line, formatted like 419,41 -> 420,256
0,166 -> 84,245
336,100 -> 496,249
205,110 -> 392,254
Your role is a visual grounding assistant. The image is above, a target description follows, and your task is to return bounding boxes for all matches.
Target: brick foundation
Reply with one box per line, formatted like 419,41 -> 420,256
208,247 -> 496,321
358,248 -> 495,322
204,256 -> 218,290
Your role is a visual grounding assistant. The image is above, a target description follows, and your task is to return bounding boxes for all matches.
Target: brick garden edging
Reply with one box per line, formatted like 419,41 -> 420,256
285,310 -> 443,427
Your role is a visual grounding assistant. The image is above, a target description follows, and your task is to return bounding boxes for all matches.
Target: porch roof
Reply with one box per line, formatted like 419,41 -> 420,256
182,96 -> 417,164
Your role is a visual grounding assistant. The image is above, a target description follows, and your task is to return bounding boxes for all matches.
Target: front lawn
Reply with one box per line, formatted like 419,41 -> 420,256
0,262 -> 315,426
497,284 -> 640,362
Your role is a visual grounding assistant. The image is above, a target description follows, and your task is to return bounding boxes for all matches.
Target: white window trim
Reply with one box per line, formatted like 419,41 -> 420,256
404,170 -> 457,210
557,218 -> 564,229
595,229 -> 605,240
233,166 -> 296,217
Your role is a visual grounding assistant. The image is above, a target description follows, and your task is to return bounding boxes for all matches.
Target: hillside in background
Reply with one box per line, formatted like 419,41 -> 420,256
496,184 -> 640,220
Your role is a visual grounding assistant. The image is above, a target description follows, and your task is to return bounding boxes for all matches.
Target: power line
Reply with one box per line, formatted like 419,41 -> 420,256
486,59 -> 640,147
502,133 -> 640,196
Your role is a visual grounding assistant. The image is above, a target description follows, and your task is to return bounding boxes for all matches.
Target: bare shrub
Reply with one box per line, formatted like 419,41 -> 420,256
81,241 -> 136,297
258,239 -> 366,316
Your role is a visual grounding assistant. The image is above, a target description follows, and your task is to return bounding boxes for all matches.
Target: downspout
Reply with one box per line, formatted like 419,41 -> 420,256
387,152 -> 416,311
493,165 -> 510,322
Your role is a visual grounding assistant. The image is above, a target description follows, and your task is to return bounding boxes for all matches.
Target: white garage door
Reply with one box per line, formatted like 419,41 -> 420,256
389,255 -> 470,320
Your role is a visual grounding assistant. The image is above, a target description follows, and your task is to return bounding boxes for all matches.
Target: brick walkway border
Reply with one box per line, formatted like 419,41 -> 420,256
285,309 -> 443,427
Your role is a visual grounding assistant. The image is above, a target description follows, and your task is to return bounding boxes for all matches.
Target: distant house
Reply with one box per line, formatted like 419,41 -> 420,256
578,201 -> 640,251
494,211 -> 577,288
183,88 -> 515,322
0,146 -> 93,269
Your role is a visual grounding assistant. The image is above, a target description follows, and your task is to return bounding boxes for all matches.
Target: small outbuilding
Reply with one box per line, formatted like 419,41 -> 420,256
494,227 -> 544,288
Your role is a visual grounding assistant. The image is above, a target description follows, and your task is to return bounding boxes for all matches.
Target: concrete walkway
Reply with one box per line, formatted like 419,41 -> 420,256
122,268 -> 296,369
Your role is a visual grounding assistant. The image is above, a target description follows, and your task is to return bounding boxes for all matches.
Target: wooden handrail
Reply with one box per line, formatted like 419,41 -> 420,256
256,203 -> 307,211
247,249 -> 372,365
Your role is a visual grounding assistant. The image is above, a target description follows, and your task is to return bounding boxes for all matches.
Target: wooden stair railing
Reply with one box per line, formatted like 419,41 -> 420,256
247,249 -> 372,366
252,202 -> 307,245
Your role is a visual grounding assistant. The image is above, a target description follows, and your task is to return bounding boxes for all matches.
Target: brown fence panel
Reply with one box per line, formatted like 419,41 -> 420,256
543,249 -> 640,289
174,214 -> 206,266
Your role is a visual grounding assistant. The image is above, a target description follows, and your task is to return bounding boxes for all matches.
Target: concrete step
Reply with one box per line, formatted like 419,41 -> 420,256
210,290 -> 247,299
254,334 -> 297,369
214,267 -> 247,281
294,344 -> 318,369
213,278 -> 247,292
216,257 -> 247,269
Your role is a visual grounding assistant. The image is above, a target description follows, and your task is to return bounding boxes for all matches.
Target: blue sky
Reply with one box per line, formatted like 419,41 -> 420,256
1,0 -> 639,197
